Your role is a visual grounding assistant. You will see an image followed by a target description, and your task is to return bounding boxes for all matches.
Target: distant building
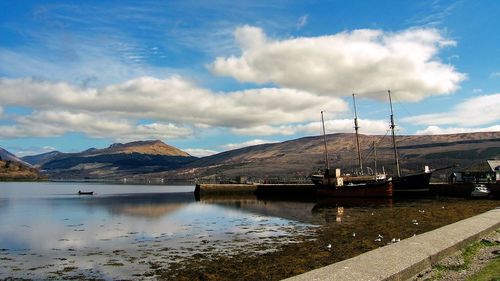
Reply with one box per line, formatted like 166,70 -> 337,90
449,159 -> 500,183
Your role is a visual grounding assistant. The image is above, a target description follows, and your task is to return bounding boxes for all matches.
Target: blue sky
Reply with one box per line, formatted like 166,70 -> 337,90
0,0 -> 499,157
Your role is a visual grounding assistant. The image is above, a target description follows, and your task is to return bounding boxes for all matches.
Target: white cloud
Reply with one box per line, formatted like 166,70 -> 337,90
0,46 -> 174,87
416,125 -> 500,135
221,139 -> 277,150
183,148 -> 218,157
232,125 -> 297,136
232,118 -> 390,136
210,26 -> 465,101
0,110 -> 193,140
404,93 -> 500,127
296,15 -> 308,29
0,76 -> 348,139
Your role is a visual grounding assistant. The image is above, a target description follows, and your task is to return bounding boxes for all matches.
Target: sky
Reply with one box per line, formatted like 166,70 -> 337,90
0,0 -> 499,157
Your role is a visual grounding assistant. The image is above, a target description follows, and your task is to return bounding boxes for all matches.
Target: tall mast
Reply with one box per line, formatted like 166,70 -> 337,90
321,111 -> 330,171
388,90 -> 401,177
373,137 -> 378,175
352,93 -> 363,175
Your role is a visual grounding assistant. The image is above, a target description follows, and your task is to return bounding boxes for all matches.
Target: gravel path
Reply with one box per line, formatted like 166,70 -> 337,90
412,229 -> 500,281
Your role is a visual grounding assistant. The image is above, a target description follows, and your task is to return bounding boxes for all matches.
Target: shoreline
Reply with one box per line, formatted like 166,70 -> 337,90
284,207 -> 500,281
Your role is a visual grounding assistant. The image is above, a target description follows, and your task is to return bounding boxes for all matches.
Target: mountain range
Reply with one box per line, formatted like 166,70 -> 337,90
1,132 -> 499,182
154,131 -> 500,182
20,140 -> 197,180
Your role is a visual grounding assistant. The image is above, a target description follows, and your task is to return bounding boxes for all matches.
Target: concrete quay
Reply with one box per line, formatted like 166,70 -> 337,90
283,207 -> 500,281
194,183 -> 316,197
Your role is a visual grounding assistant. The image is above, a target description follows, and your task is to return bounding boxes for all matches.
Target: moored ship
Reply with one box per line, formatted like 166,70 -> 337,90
387,90 -> 432,196
311,110 -> 392,198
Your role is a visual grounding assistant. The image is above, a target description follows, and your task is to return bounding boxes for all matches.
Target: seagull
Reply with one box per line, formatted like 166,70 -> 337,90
378,234 -> 383,239
374,238 -> 382,242
327,244 -> 332,250
418,210 -> 425,213
391,238 -> 396,243
352,232 -> 356,237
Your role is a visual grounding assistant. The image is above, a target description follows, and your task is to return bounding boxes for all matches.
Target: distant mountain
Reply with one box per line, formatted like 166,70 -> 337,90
16,133 -> 500,182
35,140 -> 197,180
22,151 -> 63,166
145,132 -> 500,182
94,140 -> 191,157
0,147 -> 33,167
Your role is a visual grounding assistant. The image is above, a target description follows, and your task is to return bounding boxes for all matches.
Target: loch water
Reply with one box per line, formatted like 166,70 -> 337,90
0,182 -> 497,280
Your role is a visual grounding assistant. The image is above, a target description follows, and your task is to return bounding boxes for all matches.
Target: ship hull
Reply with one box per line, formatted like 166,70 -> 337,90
316,181 -> 392,198
392,172 -> 432,196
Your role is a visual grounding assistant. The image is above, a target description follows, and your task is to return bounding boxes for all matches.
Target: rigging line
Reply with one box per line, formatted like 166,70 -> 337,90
359,130 -> 391,165
390,92 -> 413,118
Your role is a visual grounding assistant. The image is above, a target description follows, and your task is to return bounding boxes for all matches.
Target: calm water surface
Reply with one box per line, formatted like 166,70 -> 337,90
0,182 -> 316,280
0,182 -> 498,280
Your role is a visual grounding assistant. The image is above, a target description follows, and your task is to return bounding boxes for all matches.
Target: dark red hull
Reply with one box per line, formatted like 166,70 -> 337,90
316,181 -> 392,198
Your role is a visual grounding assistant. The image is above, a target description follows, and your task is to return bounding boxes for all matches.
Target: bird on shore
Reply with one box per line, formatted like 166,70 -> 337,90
352,232 -> 356,237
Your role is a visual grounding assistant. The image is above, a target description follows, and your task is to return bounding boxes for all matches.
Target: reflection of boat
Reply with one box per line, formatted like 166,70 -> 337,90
313,197 -> 393,210
78,190 -> 94,195
387,90 -> 431,196
312,111 -> 392,198
470,184 -> 490,198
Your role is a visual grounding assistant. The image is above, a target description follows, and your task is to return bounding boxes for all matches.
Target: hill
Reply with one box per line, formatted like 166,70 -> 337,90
87,140 -> 191,157
22,151 -> 63,166
31,140 -> 197,180
16,132 -> 500,182
0,147 -> 33,167
145,132 -> 500,182
0,148 -> 45,181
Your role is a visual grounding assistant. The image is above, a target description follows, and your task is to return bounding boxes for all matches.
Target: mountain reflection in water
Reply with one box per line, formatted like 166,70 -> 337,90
0,183 -> 317,280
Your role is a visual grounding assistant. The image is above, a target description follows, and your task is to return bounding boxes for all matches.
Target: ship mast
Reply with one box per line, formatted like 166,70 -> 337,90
352,94 -> 363,175
373,137 -> 378,176
321,111 -> 330,171
388,90 -> 401,178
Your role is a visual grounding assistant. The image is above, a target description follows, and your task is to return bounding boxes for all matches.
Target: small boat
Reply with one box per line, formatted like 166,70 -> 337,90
78,190 -> 94,195
470,184 -> 490,198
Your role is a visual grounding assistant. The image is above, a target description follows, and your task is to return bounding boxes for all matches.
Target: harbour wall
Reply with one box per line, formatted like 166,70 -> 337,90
194,183 -> 317,198
194,183 -> 500,199
283,207 -> 500,281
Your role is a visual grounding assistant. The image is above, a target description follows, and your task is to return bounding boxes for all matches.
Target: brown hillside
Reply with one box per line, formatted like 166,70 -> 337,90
148,132 -> 500,182
87,140 -> 191,157
0,160 -> 45,181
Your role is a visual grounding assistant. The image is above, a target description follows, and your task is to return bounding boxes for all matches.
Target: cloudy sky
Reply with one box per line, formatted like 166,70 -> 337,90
0,0 -> 499,157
